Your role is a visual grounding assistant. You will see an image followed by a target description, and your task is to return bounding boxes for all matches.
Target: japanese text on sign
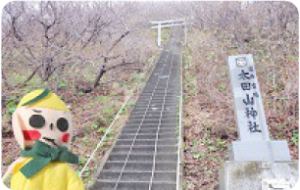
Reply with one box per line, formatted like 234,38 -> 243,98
236,63 -> 261,133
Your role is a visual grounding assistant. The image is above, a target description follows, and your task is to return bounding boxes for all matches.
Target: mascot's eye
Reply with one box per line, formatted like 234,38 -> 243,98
57,118 -> 69,132
29,115 -> 46,128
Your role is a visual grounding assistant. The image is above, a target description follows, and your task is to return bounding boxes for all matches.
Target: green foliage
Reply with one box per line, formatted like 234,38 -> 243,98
201,138 -> 227,153
103,107 -> 113,115
275,84 -> 283,91
78,90 -> 84,96
279,124 -> 287,129
97,96 -> 110,103
161,33 -> 168,40
79,157 -> 87,166
216,139 -> 226,149
192,140 -> 199,146
127,101 -> 135,106
97,127 -> 107,133
218,84 -> 227,91
4,174 -> 11,189
151,27 -> 171,43
249,40 -> 256,45
7,157 -> 12,165
91,123 -> 98,129
183,49 -> 192,69
190,148 -> 197,154
5,100 -> 17,115
98,127 -> 114,140
291,130 -> 299,145
120,107 -> 128,115
193,153 -> 201,161
286,55 -> 298,60
150,29 -> 157,37
58,81 -> 67,90
184,144 -> 188,151
83,137 -> 89,145
208,145 -> 216,152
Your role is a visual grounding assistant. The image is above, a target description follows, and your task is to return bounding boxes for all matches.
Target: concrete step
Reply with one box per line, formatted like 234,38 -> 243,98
91,181 -> 176,190
132,104 -> 179,109
124,121 -> 178,127
130,109 -> 178,115
110,145 -> 178,154
128,113 -> 178,120
138,93 -> 179,97
130,110 -> 178,116
107,153 -> 178,162
123,123 -> 178,129
125,118 -> 178,125
132,105 -> 179,111
118,133 -> 178,140
115,139 -> 178,146
137,96 -> 179,101
98,171 -> 176,182
134,101 -> 179,106
121,127 -> 177,134
134,100 -> 178,107
102,161 -> 177,172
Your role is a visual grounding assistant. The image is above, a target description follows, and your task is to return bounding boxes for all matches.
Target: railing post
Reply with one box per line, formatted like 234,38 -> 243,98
158,23 -> 161,47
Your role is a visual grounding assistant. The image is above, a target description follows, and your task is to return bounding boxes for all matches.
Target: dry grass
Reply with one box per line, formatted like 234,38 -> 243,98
183,29 -> 298,190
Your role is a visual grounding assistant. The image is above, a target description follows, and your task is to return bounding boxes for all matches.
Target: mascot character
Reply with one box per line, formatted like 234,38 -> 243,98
2,88 -> 84,190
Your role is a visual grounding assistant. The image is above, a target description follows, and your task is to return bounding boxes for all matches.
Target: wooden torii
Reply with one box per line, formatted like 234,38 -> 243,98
150,18 -> 188,47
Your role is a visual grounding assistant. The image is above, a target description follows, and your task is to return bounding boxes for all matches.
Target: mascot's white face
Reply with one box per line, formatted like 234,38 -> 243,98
13,107 -> 72,149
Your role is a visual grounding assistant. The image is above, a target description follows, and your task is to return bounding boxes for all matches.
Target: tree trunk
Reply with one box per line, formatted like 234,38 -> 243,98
93,64 -> 106,89
42,57 -> 55,81
0,60 -> 8,87
55,63 -> 66,92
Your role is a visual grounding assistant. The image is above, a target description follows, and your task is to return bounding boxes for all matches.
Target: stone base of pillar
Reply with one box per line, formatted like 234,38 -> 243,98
219,161 -> 298,190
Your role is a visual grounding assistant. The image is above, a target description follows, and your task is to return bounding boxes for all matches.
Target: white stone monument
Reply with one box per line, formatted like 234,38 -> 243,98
227,54 -> 290,161
219,55 -> 298,190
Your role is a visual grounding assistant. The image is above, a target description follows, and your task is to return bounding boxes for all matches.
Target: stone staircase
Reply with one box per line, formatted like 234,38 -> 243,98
90,28 -> 183,190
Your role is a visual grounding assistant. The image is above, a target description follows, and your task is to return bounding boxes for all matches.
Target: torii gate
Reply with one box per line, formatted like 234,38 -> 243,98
150,18 -> 188,47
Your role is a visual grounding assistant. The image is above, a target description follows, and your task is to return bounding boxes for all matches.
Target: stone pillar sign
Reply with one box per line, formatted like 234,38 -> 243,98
219,55 -> 298,190
229,55 -> 269,140
227,55 -> 291,161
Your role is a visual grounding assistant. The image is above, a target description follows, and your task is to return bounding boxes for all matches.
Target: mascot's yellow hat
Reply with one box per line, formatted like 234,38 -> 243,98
17,88 -> 70,112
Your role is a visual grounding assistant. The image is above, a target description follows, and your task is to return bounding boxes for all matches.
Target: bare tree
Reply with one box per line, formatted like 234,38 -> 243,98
4,2 -> 24,41
2,1 -> 158,92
